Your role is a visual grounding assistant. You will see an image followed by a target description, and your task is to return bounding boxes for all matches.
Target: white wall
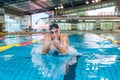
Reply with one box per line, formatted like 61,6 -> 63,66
5,13 -> 22,32
21,15 -> 31,27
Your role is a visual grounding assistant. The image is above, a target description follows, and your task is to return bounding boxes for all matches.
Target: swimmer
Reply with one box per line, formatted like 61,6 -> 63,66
42,23 -> 69,55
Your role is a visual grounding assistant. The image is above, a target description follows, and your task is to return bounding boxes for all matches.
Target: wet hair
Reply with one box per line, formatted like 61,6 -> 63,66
49,23 -> 59,30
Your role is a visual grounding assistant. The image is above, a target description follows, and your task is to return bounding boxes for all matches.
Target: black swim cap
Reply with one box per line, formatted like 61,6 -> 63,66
49,24 -> 59,30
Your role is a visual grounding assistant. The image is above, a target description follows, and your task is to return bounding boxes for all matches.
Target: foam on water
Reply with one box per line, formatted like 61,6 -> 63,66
30,43 -> 82,78
85,54 -> 117,65
31,43 -> 81,56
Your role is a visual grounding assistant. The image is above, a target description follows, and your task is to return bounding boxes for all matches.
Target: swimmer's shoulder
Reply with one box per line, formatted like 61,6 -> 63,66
43,33 -> 52,40
59,34 -> 68,42
44,33 -> 51,38
60,34 -> 68,37
44,33 -> 50,36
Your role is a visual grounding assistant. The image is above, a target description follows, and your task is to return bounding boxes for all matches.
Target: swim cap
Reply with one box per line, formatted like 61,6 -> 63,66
49,24 -> 59,30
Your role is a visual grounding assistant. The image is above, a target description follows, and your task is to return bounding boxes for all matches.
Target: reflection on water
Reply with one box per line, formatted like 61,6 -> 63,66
84,54 -> 117,79
0,54 -> 14,61
31,53 -> 69,78
31,45 -> 74,79
86,54 -> 117,65
0,34 -> 44,46
100,33 -> 120,41
0,33 -> 120,80
69,33 -> 118,49
30,33 -> 120,80
30,42 -> 82,79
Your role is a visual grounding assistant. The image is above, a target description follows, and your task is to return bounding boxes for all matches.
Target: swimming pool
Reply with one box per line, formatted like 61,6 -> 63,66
0,34 -> 43,46
0,32 -> 120,80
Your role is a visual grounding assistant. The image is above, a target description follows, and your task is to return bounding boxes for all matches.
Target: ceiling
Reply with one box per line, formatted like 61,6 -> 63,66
0,0 -> 113,16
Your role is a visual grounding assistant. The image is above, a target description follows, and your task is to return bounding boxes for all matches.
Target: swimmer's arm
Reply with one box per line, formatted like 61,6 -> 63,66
53,41 -> 67,53
42,44 -> 50,54
53,35 -> 69,53
42,34 -> 51,54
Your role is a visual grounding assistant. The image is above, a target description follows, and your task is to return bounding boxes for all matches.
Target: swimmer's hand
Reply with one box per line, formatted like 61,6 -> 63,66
52,39 -> 59,47
52,39 -> 67,53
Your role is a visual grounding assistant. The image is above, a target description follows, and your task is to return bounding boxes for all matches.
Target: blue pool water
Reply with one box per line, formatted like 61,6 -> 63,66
0,32 -> 120,80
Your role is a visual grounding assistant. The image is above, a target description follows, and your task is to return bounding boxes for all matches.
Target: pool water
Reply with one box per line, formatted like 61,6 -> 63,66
0,32 -> 120,80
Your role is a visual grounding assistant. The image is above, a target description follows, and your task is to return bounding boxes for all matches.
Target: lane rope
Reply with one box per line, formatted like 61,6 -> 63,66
96,34 -> 120,45
0,40 -> 41,52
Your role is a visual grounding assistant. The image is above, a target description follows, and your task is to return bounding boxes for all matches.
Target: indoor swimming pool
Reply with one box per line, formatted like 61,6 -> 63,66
0,32 -> 120,80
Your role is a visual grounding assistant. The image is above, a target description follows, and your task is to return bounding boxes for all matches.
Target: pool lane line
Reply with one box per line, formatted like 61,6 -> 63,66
0,40 -> 41,52
0,36 -> 6,40
96,34 -> 120,45
0,35 -> 30,40
0,44 -> 15,52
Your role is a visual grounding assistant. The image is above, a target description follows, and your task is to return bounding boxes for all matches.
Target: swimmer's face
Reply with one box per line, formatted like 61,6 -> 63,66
50,29 -> 59,34
50,28 -> 60,39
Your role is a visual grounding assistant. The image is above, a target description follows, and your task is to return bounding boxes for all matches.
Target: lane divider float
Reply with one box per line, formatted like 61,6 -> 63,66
96,34 -> 120,45
0,44 -> 14,52
0,35 -> 31,40
20,42 -> 32,46
0,40 -> 41,52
